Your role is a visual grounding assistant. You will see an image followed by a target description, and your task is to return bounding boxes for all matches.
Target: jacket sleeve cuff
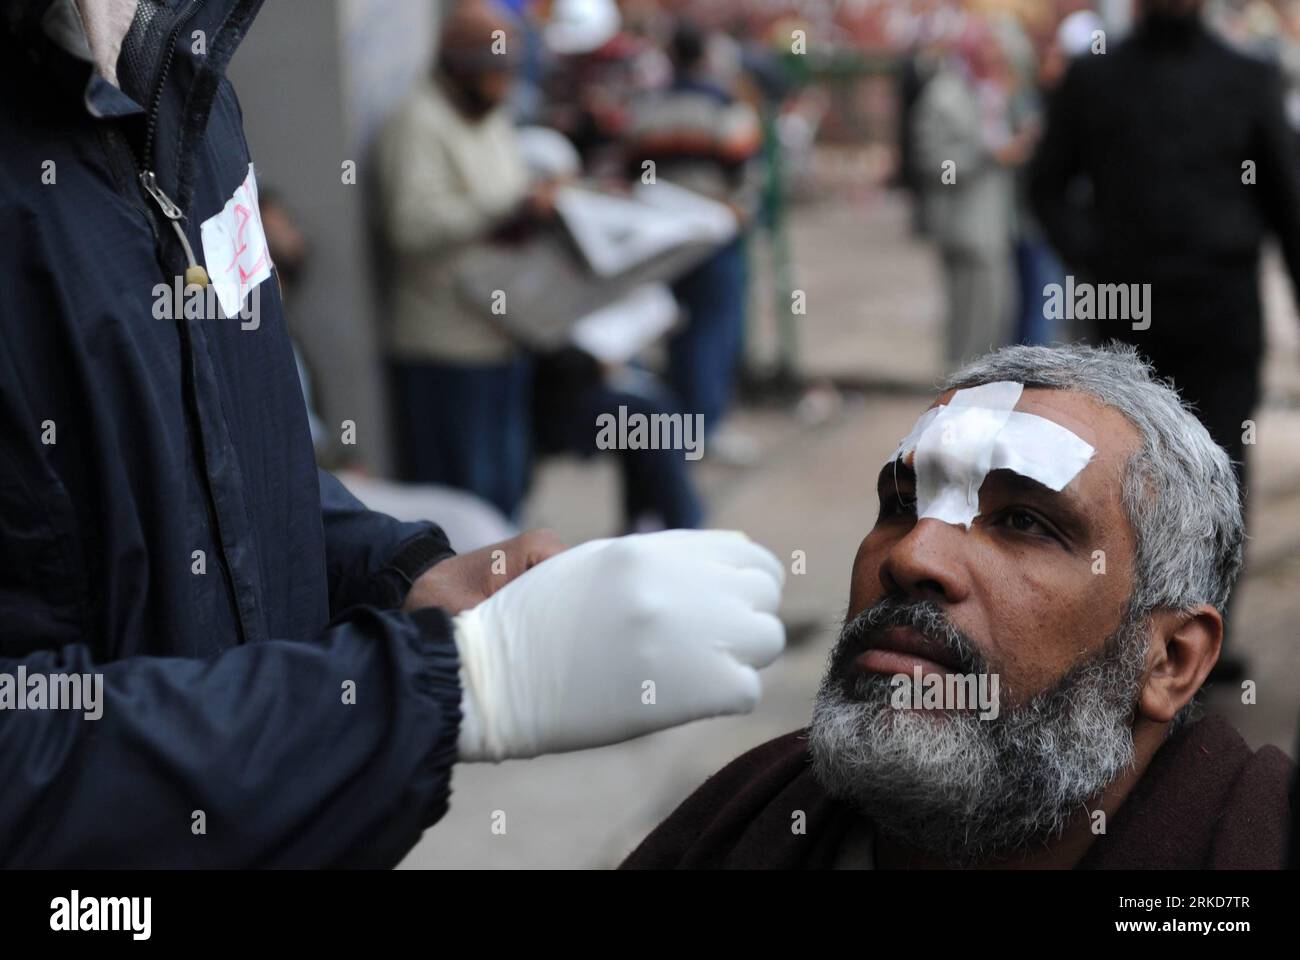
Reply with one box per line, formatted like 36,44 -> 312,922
374,528 -> 457,609
406,607 -> 465,828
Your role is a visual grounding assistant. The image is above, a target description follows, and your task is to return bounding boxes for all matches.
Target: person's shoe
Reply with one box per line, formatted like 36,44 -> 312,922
1207,654 -> 1248,684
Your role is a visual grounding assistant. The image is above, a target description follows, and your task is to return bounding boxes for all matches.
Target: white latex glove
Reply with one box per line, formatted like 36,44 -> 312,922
451,529 -> 785,762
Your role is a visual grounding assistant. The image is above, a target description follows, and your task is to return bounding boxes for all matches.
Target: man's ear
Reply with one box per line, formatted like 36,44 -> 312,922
1137,605 -> 1223,724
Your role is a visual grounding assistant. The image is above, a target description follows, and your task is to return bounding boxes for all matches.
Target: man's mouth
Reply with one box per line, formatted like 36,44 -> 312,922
852,625 -> 967,679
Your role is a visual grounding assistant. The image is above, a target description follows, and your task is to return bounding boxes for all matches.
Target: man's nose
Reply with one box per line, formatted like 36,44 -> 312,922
879,518 -> 972,604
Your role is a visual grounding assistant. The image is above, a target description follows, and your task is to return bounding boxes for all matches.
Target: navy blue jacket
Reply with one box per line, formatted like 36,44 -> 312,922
0,0 -> 464,866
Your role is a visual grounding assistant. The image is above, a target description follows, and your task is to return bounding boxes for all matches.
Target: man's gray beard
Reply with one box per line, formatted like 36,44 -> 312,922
808,599 -> 1150,866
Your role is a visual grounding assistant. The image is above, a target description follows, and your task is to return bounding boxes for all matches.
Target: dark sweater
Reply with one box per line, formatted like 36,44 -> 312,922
621,715 -> 1293,869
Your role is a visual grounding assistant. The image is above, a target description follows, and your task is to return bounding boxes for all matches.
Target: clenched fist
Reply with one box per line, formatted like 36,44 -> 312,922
452,530 -> 786,762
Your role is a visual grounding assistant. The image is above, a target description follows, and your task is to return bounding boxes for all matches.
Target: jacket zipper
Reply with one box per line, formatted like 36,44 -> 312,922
142,0 -> 203,171
121,0 -> 250,645
136,0 -> 207,285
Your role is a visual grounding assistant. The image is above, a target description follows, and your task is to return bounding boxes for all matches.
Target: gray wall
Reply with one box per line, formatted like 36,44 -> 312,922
228,0 -> 439,474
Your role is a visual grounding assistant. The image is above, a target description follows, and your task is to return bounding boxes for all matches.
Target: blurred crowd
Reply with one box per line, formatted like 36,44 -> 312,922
276,0 -> 817,538
269,0 -> 1300,640
898,0 -> 1300,359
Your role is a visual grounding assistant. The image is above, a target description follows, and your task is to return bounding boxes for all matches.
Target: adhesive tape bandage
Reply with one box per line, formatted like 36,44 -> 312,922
889,381 -> 1095,529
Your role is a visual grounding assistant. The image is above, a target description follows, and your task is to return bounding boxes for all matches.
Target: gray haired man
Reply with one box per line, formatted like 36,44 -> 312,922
624,343 -> 1293,869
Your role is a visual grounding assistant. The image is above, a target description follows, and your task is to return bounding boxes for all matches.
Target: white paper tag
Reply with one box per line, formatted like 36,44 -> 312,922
200,163 -> 273,319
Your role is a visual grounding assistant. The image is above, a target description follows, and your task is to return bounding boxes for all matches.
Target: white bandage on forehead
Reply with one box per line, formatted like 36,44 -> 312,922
888,381 -> 1095,529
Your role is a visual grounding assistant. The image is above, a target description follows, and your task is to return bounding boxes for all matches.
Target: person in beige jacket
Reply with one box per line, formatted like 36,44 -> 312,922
913,19 -> 1033,367
376,0 -> 553,518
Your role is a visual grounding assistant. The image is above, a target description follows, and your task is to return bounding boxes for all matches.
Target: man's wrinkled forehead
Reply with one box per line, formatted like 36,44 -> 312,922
885,382 -> 1110,529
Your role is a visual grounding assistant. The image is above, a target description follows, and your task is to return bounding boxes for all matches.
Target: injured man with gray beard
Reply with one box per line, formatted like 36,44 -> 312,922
622,343 -> 1294,870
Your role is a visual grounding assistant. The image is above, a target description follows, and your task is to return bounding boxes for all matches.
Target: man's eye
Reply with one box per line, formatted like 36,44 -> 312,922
999,508 -> 1050,536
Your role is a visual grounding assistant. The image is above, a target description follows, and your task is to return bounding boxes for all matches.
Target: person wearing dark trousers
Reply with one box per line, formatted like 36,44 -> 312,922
1029,0 -> 1300,680
668,238 -> 749,434
376,2 -> 557,521
533,349 -> 704,532
624,20 -> 763,438
392,354 -> 535,519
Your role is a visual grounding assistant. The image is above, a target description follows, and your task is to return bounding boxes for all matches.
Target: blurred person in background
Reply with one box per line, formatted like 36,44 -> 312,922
514,124 -> 706,533
499,0 -> 550,125
624,19 -> 764,461
892,0 -> 967,238
1039,9 -> 1106,91
896,33 -> 940,236
913,15 -> 1036,366
538,0 -> 636,176
996,13 -> 1062,348
376,0 -> 557,519
1028,0 -> 1300,679
533,348 -> 705,532
1028,7 -> 1103,347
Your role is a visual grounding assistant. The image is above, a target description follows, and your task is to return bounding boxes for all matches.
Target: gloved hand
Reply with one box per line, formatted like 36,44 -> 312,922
451,529 -> 785,762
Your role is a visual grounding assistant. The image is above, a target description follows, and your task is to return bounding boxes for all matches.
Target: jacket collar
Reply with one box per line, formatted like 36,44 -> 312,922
43,0 -> 144,117
4,0 -> 262,123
